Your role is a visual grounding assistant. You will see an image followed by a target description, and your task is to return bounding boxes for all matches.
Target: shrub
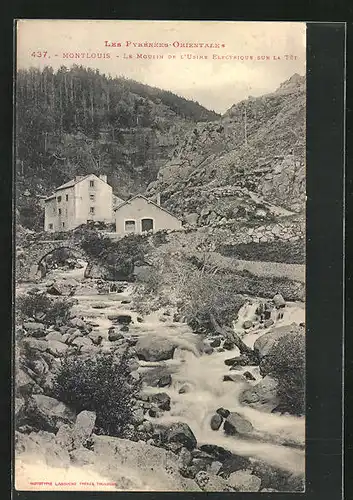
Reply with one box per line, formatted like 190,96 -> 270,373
52,351 -> 140,436
16,292 -> 74,325
264,333 -> 305,415
81,231 -> 149,280
180,273 -> 246,332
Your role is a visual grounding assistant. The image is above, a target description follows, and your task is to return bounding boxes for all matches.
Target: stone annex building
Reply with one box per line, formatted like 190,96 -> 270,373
44,174 -> 182,235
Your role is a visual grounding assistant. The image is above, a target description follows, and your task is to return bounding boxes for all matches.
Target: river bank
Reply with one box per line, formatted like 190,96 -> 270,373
15,262 -> 305,492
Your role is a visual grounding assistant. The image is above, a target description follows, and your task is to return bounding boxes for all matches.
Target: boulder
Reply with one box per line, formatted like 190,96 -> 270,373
108,330 -> 124,341
228,470 -> 262,492
210,414 -> 223,431
66,329 -> 84,344
210,338 -> 221,348
15,430 -> 71,469
199,444 -> 232,461
107,314 -> 132,325
165,422 -> 197,450
239,375 -> 279,412
273,293 -> 286,308
264,319 -> 274,328
91,435 -> 202,491
45,331 -> 63,341
223,413 -> 253,436
16,369 -> 38,397
243,371 -> 256,381
157,374 -> 172,387
22,322 -> 46,338
223,340 -> 235,350
68,317 -> 86,330
72,410 -> 96,446
46,340 -> 68,357
21,338 -> 48,352
195,471 -> 233,492
243,320 -> 253,330
251,460 -> 304,491
223,373 -> 246,383
149,392 -> 171,411
216,407 -> 230,419
55,423 -> 74,448
135,335 -> 176,361
70,447 -> 96,466
26,395 -> 75,432
179,384 -> 191,394
253,323 -> 304,360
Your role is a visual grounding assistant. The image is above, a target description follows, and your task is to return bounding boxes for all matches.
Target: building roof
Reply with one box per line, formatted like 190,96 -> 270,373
44,174 -> 109,201
113,194 -> 180,220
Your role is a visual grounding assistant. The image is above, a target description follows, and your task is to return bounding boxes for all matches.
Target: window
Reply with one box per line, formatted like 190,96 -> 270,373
89,194 -> 95,201
57,196 -> 62,202
141,218 -> 154,232
89,180 -> 95,187
90,207 -> 95,214
52,207 -> 56,214
58,208 -> 62,215
125,220 -> 136,233
66,194 -> 69,201
62,222 -> 65,228
49,223 -> 53,230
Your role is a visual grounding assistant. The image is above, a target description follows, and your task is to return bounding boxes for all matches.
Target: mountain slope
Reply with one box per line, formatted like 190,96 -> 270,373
146,74 -> 306,226
16,65 -> 220,229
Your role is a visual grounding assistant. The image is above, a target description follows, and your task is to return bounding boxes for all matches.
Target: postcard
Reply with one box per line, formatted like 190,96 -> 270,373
14,20 -> 306,492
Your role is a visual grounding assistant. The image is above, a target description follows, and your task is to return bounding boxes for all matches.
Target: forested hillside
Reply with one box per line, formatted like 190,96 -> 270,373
16,65 -> 219,229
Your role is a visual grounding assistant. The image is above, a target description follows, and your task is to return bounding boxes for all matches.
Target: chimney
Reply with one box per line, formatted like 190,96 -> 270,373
156,193 -> 161,206
99,174 -> 107,183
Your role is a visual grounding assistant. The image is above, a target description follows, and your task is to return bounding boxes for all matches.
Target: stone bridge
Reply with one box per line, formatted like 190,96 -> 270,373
16,239 -> 90,282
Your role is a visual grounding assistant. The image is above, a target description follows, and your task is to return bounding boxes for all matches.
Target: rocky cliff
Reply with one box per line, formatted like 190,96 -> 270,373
146,74 -> 306,227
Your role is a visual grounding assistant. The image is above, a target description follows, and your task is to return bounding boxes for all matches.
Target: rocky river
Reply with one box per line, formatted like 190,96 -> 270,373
15,261 -> 305,492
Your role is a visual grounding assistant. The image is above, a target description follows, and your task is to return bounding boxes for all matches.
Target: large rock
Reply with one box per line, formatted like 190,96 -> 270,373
195,471 -> 233,492
228,470 -> 262,492
107,314 -> 132,325
47,279 -> 77,296
16,368 -> 38,397
22,322 -> 46,338
15,430 -> 71,468
73,410 -> 96,446
165,422 -> 197,450
135,335 -> 177,361
46,340 -> 68,357
71,336 -> 93,349
92,435 -> 201,491
149,392 -> 171,411
68,317 -> 86,330
239,375 -> 279,412
223,413 -> 253,436
253,323 -> 304,360
21,338 -> 48,352
273,293 -> 286,308
210,414 -> 223,430
25,395 -> 75,432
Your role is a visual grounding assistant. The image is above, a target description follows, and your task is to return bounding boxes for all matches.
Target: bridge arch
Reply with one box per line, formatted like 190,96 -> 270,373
16,239 -> 91,282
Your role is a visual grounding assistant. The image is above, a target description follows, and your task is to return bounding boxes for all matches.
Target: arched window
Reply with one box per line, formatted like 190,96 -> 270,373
141,218 -> 154,232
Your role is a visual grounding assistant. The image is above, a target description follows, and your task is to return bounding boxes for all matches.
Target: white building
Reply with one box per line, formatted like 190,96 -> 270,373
44,174 -> 113,232
114,194 -> 182,235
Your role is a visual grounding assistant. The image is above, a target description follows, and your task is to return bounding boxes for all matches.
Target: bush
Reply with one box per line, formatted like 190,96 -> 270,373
81,231 -> 149,280
264,333 -> 305,415
180,274 -> 246,332
16,292 -> 74,325
52,351 -> 140,436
